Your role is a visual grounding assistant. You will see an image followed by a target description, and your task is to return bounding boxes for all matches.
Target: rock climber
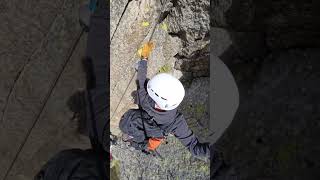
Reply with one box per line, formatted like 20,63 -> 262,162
119,42 -> 210,158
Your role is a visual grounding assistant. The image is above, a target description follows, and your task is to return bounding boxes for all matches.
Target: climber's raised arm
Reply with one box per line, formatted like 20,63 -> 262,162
137,59 -> 148,89
135,42 -> 154,107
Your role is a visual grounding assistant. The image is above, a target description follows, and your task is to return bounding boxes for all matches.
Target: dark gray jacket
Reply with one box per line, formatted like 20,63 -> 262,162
136,60 -> 210,157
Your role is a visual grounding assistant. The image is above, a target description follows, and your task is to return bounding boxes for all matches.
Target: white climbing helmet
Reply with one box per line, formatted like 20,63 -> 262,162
147,73 -> 185,111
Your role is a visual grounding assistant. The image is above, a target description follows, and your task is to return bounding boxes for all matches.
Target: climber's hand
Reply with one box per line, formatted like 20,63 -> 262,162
140,42 -> 154,59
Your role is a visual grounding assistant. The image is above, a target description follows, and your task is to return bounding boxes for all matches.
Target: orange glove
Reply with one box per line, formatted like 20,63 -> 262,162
140,42 -> 154,59
147,137 -> 164,151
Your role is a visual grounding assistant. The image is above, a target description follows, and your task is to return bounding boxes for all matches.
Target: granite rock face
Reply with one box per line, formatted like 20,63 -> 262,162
211,0 -> 320,65
110,0 -> 211,179
0,0 -> 90,179
110,0 -> 183,134
110,0 -> 211,134
167,0 -> 210,78
215,49 -> 320,180
111,135 -> 210,180
211,0 -> 320,179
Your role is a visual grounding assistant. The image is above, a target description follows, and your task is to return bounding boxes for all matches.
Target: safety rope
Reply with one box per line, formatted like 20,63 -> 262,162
110,0 -> 168,121
3,28 -> 85,180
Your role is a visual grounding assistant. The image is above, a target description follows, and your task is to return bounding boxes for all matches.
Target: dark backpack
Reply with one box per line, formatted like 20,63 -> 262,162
34,149 -> 107,180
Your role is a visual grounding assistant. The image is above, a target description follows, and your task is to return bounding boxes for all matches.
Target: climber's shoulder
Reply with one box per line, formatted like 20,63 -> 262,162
167,111 -> 188,132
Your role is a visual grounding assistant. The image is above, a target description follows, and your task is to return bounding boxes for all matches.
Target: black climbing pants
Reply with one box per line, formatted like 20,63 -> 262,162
119,109 -> 166,143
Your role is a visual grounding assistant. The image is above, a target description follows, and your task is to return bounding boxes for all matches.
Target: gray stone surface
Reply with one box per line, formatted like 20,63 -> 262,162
110,1 -> 211,179
111,135 -> 210,180
167,0 -> 210,44
211,0 -> 320,64
167,0 -> 210,78
6,35 -> 90,180
110,0 -> 182,134
110,0 -> 128,39
179,77 -> 210,143
215,49 -> 320,180
0,0 -> 65,122
210,1 -> 320,179
0,0 -> 90,179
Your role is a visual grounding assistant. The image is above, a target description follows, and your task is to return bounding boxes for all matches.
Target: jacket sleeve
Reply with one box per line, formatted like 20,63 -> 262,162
136,60 -> 150,109
171,114 -> 210,157
137,59 -> 148,88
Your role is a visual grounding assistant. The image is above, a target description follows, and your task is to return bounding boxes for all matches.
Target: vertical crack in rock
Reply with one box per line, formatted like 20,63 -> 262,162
111,0 -> 132,42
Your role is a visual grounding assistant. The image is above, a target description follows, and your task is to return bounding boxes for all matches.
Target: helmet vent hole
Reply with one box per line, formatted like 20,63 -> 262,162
155,93 -> 159,97
161,97 -> 167,101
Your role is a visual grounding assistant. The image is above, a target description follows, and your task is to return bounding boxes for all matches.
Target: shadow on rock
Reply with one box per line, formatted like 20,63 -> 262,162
210,0 -> 320,179
67,90 -> 88,136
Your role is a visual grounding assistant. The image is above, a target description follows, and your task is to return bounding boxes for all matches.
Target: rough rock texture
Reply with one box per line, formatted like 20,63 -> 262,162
111,135 -> 209,180
178,77 -> 211,143
110,0 -> 183,134
0,0 -> 90,179
110,0 -> 211,179
211,0 -> 320,179
110,74 -> 211,180
211,0 -> 320,65
5,35 -> 91,180
216,49 -> 320,180
110,0 -> 128,40
167,0 -> 210,79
